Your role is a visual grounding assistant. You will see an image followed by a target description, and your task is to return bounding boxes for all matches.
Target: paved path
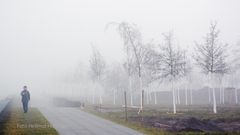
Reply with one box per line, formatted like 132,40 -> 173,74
38,107 -> 144,135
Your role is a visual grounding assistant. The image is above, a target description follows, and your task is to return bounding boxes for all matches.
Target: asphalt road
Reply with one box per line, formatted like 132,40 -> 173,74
38,107 -> 144,135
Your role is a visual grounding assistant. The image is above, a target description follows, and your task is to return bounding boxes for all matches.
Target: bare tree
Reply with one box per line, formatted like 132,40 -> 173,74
89,46 -> 106,104
228,40 -> 240,104
131,41 -> 152,113
182,50 -> 193,105
194,22 -> 229,113
152,31 -> 185,114
106,22 -> 135,106
107,22 -> 150,112
123,58 -> 135,106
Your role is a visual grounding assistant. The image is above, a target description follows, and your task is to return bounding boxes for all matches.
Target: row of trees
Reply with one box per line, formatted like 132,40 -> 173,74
88,21 -> 239,114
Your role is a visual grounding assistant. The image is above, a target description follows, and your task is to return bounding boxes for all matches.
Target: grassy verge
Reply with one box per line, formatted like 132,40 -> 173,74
83,104 -> 240,135
0,101 -> 59,135
84,105 -> 170,135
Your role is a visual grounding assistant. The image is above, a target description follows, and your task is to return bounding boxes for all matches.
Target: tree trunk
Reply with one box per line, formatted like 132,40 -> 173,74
211,74 -> 217,114
213,88 -> 217,113
140,76 -> 143,110
124,91 -> 128,121
129,76 -> 133,106
208,74 -> 211,104
172,81 -> 176,114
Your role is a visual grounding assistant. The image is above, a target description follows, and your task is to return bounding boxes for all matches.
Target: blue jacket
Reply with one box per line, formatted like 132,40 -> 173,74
21,90 -> 30,102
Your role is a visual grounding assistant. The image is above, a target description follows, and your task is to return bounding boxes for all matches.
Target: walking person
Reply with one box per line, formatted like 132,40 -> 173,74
21,86 -> 30,113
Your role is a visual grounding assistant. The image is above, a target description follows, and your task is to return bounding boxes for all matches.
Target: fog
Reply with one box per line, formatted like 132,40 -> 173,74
0,0 -> 240,105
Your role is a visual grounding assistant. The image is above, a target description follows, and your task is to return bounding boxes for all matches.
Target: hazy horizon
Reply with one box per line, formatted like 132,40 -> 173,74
0,0 -> 240,98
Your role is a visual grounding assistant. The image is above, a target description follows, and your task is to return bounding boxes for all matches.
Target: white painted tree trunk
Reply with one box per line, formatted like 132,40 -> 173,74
140,76 -> 143,110
235,88 -> 238,104
185,87 -> 188,105
172,81 -> 176,114
154,91 -> 157,105
129,76 -> 133,106
213,88 -> 217,113
211,74 -> 217,114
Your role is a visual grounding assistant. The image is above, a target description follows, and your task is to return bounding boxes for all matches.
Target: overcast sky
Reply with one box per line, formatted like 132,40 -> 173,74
0,0 -> 240,97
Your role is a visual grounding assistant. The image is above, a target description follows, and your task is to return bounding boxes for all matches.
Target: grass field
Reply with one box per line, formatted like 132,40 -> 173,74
0,101 -> 59,135
84,104 -> 240,135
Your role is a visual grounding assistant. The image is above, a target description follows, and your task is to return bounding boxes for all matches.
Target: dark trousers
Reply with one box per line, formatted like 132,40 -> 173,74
22,101 -> 29,113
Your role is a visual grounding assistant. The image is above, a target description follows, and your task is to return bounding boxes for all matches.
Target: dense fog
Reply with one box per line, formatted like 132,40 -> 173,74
0,0 -> 240,112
